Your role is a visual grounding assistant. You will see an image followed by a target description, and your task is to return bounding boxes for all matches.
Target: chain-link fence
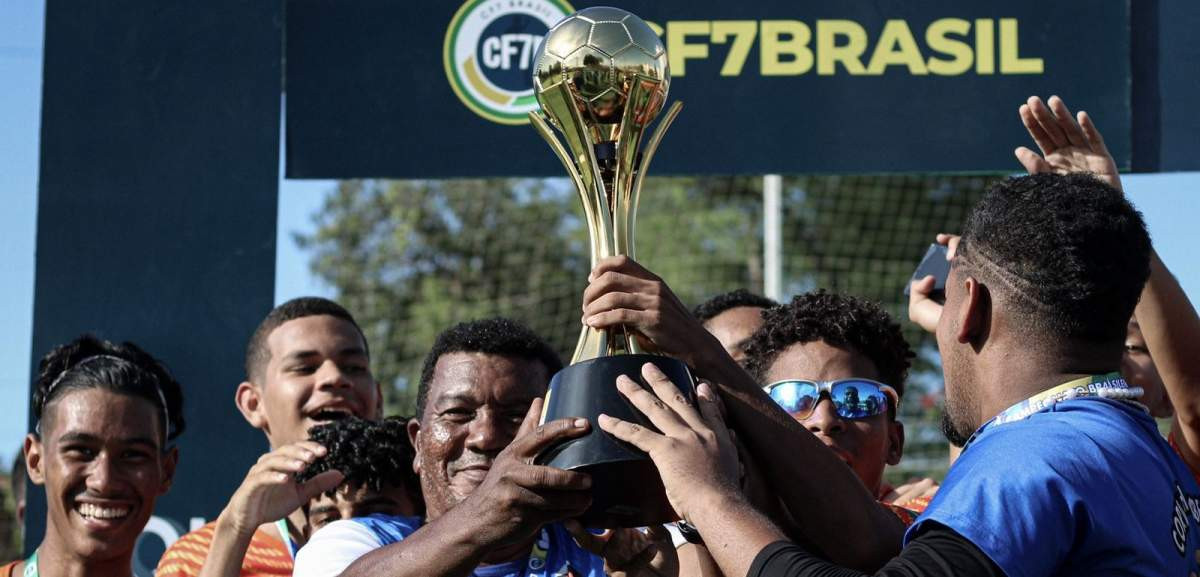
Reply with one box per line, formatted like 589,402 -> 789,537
296,175 -> 999,482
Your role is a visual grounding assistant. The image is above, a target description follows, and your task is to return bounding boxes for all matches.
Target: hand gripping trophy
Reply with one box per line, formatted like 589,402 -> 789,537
529,7 -> 695,528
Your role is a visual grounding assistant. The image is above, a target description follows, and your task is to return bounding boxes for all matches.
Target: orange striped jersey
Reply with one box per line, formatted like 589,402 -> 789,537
879,501 -> 921,526
0,560 -> 17,577
876,482 -> 929,523
900,495 -> 931,513
155,521 -> 293,577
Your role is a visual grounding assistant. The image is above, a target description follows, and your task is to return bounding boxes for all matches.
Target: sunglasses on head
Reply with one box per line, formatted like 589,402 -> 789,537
763,378 -> 898,421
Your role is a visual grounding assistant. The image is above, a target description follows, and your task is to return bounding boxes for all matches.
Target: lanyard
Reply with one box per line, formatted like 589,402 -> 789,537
993,372 -> 1135,425
275,518 -> 299,559
963,372 -> 1142,451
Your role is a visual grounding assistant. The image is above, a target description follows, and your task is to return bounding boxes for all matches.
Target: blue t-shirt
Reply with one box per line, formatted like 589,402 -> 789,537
293,513 -> 605,577
906,398 -> 1200,577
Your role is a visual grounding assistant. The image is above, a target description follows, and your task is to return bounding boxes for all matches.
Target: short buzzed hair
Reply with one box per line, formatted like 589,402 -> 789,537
416,318 -> 562,418
692,289 -> 777,324
245,297 -> 368,382
959,173 -> 1150,345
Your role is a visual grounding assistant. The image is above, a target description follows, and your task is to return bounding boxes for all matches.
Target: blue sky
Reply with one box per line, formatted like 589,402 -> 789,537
2,1 -> 1198,466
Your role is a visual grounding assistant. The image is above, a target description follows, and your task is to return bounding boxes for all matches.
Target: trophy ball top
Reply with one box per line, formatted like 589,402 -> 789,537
533,7 -> 669,130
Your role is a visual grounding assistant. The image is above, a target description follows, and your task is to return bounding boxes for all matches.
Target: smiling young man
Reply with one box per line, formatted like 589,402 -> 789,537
156,297 -> 382,577
6,335 -> 185,577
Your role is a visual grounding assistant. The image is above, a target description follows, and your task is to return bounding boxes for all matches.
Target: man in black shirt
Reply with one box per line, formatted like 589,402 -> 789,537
598,169 -> 1200,576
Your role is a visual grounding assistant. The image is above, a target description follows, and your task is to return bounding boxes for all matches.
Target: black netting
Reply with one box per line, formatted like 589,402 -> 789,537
296,175 -> 998,482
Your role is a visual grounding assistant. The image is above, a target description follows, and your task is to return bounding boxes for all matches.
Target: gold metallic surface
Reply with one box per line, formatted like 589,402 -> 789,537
530,7 -> 678,363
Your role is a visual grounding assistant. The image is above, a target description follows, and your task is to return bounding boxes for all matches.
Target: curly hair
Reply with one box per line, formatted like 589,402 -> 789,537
959,173 -> 1149,344
416,318 -> 562,418
298,416 -> 422,512
743,290 -> 913,400
692,289 -> 778,324
33,334 -> 186,443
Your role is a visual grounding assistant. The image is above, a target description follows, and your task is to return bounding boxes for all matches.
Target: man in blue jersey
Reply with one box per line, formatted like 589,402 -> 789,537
595,171 -> 1200,577
321,318 -> 669,577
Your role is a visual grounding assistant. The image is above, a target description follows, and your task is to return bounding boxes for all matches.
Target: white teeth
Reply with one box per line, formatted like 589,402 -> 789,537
77,503 -> 130,520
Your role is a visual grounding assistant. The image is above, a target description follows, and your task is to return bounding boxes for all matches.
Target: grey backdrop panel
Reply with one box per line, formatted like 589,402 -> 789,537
30,1 -> 281,574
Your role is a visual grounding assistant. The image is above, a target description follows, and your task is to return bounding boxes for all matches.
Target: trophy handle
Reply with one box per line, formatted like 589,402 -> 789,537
535,83 -> 614,261
528,111 -> 599,267
530,85 -> 614,363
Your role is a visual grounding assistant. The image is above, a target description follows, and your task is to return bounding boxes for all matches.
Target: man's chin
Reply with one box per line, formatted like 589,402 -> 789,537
940,409 -> 973,448
448,475 -> 485,500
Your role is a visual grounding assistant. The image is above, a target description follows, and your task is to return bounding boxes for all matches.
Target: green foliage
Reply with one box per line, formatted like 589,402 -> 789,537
296,174 -> 997,481
0,473 -> 19,563
296,179 -> 587,415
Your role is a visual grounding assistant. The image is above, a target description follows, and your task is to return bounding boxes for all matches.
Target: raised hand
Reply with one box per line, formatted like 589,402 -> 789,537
598,364 -> 740,524
908,234 -> 959,334
582,256 -> 720,368
220,441 -> 344,537
1015,95 -> 1122,192
460,399 -> 593,549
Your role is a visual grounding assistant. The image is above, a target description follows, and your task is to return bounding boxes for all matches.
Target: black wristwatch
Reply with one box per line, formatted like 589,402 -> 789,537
677,520 -> 704,545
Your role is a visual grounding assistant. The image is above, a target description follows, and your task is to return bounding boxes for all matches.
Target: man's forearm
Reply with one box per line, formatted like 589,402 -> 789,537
197,513 -> 258,577
745,524 -> 1003,577
339,506 -> 487,577
1137,251 -> 1200,457
688,491 -> 788,577
690,351 -> 907,571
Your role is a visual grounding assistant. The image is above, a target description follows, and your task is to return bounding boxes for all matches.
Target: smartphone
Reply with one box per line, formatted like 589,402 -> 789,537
903,243 -> 950,302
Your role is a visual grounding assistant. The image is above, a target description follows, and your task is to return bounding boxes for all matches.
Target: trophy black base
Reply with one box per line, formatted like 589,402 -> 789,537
535,354 -> 695,528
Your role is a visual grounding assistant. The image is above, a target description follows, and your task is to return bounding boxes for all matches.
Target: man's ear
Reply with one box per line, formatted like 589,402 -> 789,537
235,381 -> 270,432
407,418 -> 422,475
886,420 -> 904,466
24,434 -> 44,486
159,446 -> 180,495
955,277 -> 990,345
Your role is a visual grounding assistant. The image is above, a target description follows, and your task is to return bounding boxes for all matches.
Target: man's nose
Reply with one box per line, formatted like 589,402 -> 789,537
804,396 -> 846,436
85,453 -> 119,495
315,360 -> 352,390
464,410 -> 513,454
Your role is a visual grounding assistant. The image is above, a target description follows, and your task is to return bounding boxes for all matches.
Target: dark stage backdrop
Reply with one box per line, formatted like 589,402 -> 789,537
285,0 -> 1141,178
30,1 -> 280,575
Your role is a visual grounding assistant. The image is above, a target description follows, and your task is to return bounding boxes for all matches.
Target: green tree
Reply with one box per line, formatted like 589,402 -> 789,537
296,178 -> 587,414
296,174 -> 996,482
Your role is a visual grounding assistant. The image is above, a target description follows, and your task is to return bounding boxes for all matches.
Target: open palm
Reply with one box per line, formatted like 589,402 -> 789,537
1015,95 -> 1122,192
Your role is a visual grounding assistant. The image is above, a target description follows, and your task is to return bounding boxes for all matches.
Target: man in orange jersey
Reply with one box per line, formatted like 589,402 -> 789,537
156,297 -> 382,577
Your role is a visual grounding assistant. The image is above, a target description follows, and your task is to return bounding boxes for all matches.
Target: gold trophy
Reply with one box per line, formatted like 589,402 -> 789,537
530,7 -> 694,528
